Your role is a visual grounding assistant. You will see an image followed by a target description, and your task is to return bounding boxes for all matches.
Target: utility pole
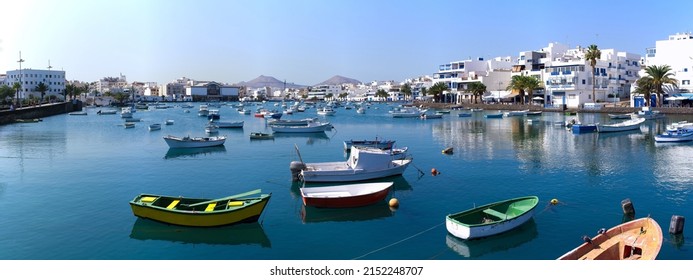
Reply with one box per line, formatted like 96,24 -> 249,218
17,52 -> 25,107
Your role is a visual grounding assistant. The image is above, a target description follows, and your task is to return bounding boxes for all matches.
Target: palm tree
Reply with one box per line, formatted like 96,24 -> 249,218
643,65 -> 678,107
585,44 -> 601,101
428,82 -> 449,103
506,75 -> 526,104
633,76 -> 655,107
400,83 -> 412,101
12,82 -> 21,106
523,76 -> 541,104
466,82 -> 487,104
375,89 -> 389,101
34,82 -> 50,104
64,84 -> 76,101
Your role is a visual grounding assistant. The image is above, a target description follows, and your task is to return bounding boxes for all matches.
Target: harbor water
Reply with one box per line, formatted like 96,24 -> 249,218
0,103 -> 691,260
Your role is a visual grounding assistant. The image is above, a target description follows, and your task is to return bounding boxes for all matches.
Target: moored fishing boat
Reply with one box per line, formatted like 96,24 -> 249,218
163,135 -> 226,148
343,139 -> 395,151
557,217 -> 662,260
129,189 -> 271,227
290,145 -> 412,183
249,132 -> 274,140
596,117 -> 645,133
270,119 -> 332,133
300,182 -> 393,208
148,123 -> 162,131
446,196 -> 539,240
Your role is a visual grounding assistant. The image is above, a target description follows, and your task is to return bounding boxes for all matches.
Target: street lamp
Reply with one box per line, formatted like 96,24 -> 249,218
17,52 -> 25,107
497,81 -> 503,103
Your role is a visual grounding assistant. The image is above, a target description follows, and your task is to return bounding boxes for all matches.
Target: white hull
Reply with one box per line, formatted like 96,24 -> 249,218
270,122 -> 332,133
446,208 -> 535,240
597,118 -> 645,132
212,121 -> 244,128
301,159 -> 411,182
163,135 -> 226,148
654,132 -> 693,142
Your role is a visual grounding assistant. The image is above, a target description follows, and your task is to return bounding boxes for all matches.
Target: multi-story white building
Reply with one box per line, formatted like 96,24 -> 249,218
432,56 -> 514,104
4,68 -> 66,100
307,85 -> 341,100
643,32 -> 693,95
162,77 -> 192,101
185,81 -> 240,102
513,42 -> 641,108
96,74 -> 128,93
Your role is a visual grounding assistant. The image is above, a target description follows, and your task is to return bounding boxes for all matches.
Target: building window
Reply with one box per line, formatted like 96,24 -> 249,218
683,80 -> 690,85
582,79 -> 586,85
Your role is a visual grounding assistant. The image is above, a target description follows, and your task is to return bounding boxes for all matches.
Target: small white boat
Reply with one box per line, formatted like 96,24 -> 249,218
596,117 -> 645,133
446,196 -> 539,240
148,123 -> 162,131
317,107 -> 336,116
608,113 -> 632,119
503,109 -> 529,117
198,105 -> 209,117
163,135 -> 227,149
290,146 -> 412,183
654,122 -> 693,142
124,122 -> 135,129
270,119 -> 332,133
390,107 -> 422,118
205,124 -> 219,134
300,182 -> 394,208
356,107 -> 366,114
165,119 -> 174,125
69,111 -> 88,116
635,106 -> 664,120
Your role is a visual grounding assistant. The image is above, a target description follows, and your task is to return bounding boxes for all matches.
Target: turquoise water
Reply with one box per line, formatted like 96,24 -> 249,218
0,103 -> 691,260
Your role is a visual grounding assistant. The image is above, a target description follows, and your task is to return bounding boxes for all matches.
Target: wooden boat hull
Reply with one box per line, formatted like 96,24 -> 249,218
446,196 -> 539,240
300,182 -> 393,208
557,217 -> 663,260
129,193 -> 271,227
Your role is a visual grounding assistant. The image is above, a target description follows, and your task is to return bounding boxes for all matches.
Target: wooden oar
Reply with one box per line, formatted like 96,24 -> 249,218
183,189 -> 262,207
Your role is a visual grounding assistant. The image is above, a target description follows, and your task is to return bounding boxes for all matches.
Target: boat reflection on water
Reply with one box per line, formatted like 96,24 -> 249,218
445,219 -> 538,258
129,218 -> 271,248
300,201 -> 394,223
164,146 -> 227,159
272,132 -> 330,145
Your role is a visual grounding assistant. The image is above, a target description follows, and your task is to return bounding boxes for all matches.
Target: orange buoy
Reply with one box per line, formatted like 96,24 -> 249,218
550,198 -> 559,205
389,198 -> 399,208
431,168 -> 440,176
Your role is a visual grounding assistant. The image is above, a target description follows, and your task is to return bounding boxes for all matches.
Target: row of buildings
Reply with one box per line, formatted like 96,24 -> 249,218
2,32 -> 692,108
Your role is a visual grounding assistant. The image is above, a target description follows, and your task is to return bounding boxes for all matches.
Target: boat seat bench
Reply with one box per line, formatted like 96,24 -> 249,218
483,208 -> 507,219
167,200 -> 180,209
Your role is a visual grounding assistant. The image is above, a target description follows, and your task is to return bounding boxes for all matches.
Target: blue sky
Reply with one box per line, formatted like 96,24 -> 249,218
1,0 -> 691,86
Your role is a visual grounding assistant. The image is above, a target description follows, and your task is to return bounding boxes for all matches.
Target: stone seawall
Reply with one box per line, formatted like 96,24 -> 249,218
0,101 -> 82,125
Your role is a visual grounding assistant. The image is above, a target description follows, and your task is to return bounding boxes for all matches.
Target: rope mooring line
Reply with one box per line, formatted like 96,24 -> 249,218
352,222 -> 444,260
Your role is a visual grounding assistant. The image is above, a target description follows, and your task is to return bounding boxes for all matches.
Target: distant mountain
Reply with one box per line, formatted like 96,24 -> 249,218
317,75 -> 361,86
235,75 -> 306,89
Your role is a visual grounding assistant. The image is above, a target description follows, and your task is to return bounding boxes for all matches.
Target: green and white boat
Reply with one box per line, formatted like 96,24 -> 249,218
446,196 -> 539,240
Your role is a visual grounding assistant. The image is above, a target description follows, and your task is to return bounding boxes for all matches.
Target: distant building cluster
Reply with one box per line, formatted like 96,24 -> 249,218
2,32 -> 692,108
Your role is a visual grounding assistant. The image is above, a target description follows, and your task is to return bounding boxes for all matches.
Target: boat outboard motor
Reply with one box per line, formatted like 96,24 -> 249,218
290,161 -> 306,182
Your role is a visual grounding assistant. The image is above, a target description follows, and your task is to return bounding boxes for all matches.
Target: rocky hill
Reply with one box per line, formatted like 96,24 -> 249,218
316,75 -> 361,86
235,75 -> 306,89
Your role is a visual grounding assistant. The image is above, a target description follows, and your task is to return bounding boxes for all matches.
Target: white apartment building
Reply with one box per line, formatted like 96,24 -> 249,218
4,68 -> 66,100
185,81 -> 240,102
432,56 -> 514,104
513,42 -> 641,108
162,77 -> 193,101
307,85 -> 341,100
96,74 -> 128,93
643,32 -> 693,94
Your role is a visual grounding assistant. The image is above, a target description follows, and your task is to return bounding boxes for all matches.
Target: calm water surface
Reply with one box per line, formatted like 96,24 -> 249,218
0,103 -> 691,260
